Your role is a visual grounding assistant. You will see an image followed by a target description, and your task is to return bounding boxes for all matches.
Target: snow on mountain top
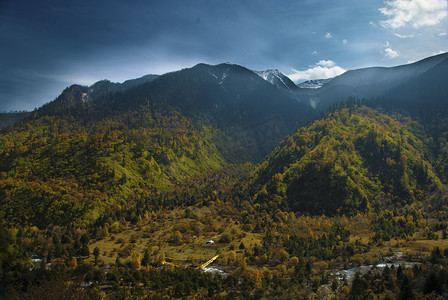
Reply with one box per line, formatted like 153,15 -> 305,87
255,69 -> 281,81
254,69 -> 297,92
297,78 -> 332,89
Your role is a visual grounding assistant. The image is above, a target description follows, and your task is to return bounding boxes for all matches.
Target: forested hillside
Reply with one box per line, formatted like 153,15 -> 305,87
252,104 -> 442,215
2,101 -> 448,298
0,106 -> 225,227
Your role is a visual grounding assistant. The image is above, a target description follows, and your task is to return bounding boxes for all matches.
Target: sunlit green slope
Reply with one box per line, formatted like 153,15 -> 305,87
252,105 -> 442,215
0,107 -> 225,227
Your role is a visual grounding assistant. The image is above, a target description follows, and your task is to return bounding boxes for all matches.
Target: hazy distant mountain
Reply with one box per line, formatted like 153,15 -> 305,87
383,55 -> 448,112
42,64 -> 314,125
296,52 -> 448,111
297,78 -> 332,89
39,74 -> 159,113
0,112 -> 30,129
121,74 -> 159,90
138,63 -> 314,130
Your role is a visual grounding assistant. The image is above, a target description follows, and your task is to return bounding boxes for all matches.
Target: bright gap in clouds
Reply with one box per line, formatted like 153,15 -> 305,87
287,60 -> 346,83
380,0 -> 447,29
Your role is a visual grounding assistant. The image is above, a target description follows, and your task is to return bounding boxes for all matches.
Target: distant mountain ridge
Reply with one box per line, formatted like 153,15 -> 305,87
0,112 -> 31,129
295,52 -> 448,111
3,52 -> 448,129
297,78 -> 332,89
38,74 -> 159,113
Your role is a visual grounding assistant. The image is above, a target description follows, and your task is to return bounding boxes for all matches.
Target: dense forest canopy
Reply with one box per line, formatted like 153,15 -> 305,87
252,105 -> 441,215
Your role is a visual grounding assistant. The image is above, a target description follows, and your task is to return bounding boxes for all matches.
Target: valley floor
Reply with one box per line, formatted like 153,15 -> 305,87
5,200 -> 447,299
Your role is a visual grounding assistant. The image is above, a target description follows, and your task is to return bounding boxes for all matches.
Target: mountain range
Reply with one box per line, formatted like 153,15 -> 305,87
2,52 -> 448,127
297,78 -> 332,89
294,52 -> 448,111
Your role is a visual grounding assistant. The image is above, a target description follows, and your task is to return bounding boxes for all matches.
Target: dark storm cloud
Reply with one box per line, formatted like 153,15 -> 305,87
0,0 -> 274,110
1,0 -> 267,110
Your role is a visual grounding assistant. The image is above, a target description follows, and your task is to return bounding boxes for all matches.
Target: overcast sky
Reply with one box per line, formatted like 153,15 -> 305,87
0,0 -> 447,111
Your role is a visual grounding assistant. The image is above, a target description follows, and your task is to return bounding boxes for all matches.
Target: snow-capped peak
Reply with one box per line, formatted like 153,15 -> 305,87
254,69 -> 298,93
297,78 -> 332,89
255,69 -> 282,83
